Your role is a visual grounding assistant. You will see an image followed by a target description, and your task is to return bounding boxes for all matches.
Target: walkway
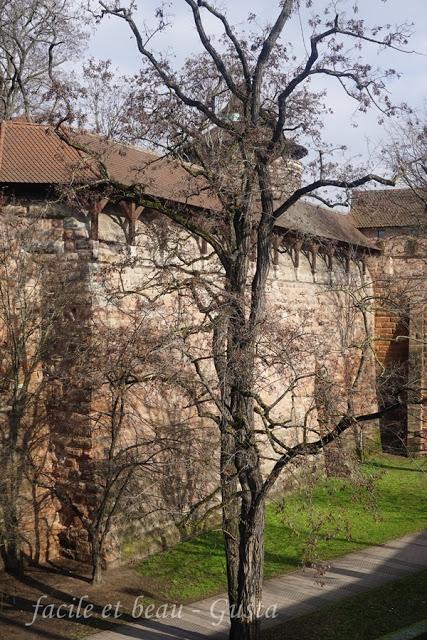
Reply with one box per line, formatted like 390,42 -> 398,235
87,530 -> 427,640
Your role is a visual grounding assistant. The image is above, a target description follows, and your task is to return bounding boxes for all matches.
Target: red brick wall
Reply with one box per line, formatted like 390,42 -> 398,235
374,308 -> 409,453
365,228 -> 427,455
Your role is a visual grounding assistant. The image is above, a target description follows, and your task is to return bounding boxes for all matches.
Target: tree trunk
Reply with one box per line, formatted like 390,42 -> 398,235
221,167 -> 273,640
221,427 -> 240,608
1,470 -> 24,576
230,618 -> 260,640
1,542 -> 23,576
354,425 -> 365,462
225,382 -> 265,640
31,482 -> 41,566
91,538 -> 103,584
1,511 -> 24,576
230,499 -> 265,640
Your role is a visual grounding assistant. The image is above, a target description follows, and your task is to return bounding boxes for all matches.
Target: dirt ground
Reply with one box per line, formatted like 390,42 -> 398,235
0,558 -> 168,640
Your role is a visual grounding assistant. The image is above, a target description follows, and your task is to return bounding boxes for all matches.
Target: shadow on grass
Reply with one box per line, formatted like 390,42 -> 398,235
6,570 -> 224,640
2,533 -> 426,640
367,460 -> 426,474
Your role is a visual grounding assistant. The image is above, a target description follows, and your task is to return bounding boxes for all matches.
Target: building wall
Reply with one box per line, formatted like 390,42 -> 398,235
0,201 -> 379,566
362,227 -> 427,455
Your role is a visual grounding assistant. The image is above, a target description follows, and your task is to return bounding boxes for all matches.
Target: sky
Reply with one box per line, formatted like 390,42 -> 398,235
86,0 -> 427,173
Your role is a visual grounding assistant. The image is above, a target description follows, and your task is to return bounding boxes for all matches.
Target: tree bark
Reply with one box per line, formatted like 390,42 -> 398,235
221,427 -> 240,608
230,618 -> 261,640
223,323 -> 266,638
1,542 -> 24,576
91,537 -> 103,584
231,497 -> 265,640
1,509 -> 24,576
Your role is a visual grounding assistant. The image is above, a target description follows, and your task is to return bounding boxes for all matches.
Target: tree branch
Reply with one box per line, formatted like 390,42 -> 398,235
259,399 -> 402,503
273,173 -> 396,219
184,0 -> 246,102
251,0 -> 295,121
196,0 -> 251,91
98,1 -> 234,132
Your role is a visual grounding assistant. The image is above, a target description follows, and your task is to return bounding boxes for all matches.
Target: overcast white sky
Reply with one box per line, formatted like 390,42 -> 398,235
87,0 -> 427,170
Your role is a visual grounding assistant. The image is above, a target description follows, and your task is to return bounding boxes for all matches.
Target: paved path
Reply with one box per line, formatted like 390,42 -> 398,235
377,621 -> 427,640
87,530 -> 427,640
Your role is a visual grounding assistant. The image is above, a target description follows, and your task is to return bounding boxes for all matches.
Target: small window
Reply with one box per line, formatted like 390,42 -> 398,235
377,229 -> 386,239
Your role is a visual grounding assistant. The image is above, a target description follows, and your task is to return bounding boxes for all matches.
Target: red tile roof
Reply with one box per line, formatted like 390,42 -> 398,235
351,188 -> 427,228
75,132 -> 221,210
0,120 -> 373,248
0,119 -> 220,210
0,119 -> 95,183
276,200 -> 375,249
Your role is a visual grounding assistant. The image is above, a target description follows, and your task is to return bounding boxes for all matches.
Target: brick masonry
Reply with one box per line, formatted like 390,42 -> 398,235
363,227 -> 427,455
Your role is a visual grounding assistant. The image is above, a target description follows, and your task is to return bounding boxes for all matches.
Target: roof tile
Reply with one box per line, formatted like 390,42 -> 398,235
0,120 -> 373,248
351,188 -> 427,228
0,120 -> 94,184
276,200 -> 375,249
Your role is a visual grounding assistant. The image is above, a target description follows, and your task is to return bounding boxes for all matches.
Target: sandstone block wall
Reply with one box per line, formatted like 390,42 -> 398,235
0,200 -> 380,566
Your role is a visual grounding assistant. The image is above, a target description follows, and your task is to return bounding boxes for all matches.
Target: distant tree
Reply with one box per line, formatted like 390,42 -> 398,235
0,0 -> 86,120
73,59 -> 140,139
383,112 -> 427,208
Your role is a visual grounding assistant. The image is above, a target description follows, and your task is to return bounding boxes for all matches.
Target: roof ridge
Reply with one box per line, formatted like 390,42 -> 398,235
7,118 -> 43,127
354,187 -> 420,197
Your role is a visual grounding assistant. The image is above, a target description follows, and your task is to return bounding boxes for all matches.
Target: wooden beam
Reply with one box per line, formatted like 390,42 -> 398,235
326,246 -> 336,271
293,239 -> 303,269
272,234 -> 280,266
120,201 -> 141,246
135,206 -> 144,220
128,203 -> 136,246
309,242 -> 318,275
89,198 -> 108,241
345,249 -> 351,274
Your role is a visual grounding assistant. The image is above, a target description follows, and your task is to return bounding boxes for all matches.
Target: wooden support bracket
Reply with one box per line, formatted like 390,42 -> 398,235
326,246 -> 336,271
308,242 -> 319,274
272,234 -> 280,266
119,201 -> 144,246
292,239 -> 303,269
345,250 -> 351,274
89,198 -> 109,241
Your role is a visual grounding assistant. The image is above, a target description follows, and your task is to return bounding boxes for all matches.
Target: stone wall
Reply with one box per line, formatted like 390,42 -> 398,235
0,200 -> 380,567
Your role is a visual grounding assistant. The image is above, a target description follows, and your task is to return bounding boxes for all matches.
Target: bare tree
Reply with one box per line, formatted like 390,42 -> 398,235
73,59 -> 140,139
55,1 -> 417,637
50,295 -> 183,584
383,112 -> 427,207
0,212 -> 71,575
0,0 -> 86,120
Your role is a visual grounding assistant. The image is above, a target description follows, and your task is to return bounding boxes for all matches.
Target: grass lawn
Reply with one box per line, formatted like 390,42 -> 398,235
262,570 -> 427,640
134,454 -> 427,603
